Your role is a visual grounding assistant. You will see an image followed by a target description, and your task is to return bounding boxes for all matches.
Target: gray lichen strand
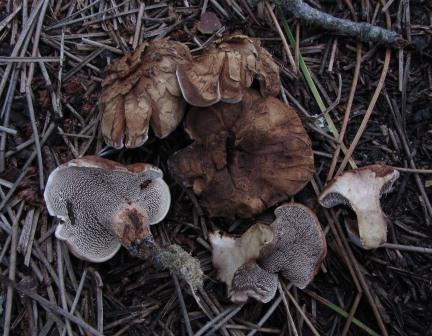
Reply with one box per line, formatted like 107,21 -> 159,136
46,166 -> 170,262
157,244 -> 204,290
259,204 -> 325,289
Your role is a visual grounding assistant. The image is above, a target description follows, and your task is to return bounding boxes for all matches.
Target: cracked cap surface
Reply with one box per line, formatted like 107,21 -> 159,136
100,39 -> 192,148
176,34 -> 280,107
168,89 -> 314,218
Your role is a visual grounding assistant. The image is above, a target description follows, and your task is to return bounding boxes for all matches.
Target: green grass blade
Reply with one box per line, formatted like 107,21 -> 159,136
304,290 -> 380,336
277,7 -> 357,169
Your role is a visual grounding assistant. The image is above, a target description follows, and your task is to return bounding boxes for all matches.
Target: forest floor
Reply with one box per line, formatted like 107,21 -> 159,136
0,1 -> 431,336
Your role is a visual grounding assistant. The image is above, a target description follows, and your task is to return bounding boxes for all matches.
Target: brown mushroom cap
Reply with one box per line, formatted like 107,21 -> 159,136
100,39 -> 192,148
176,34 -> 280,107
168,89 -> 314,218
319,165 -> 399,249
259,203 -> 327,289
44,156 -> 171,262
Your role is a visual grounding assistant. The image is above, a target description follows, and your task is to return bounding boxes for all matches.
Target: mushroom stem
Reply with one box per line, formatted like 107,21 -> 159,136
351,201 -> 388,249
111,204 -> 203,289
126,235 -> 159,260
111,204 -> 155,256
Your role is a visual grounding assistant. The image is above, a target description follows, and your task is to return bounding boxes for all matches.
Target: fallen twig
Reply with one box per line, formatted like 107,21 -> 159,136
277,0 -> 407,47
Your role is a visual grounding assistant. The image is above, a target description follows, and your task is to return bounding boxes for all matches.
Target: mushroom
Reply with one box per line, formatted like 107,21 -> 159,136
100,39 -> 192,148
168,89 -> 314,218
209,223 -> 274,291
176,34 -> 280,107
319,165 -> 400,249
44,156 -> 171,262
210,203 -> 327,303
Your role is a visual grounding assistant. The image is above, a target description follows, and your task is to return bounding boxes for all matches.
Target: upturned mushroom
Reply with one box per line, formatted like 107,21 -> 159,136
176,34 -> 280,106
44,156 -> 171,262
168,89 -> 314,218
44,156 -> 203,288
100,39 -> 192,148
210,203 -> 327,303
319,165 -> 400,249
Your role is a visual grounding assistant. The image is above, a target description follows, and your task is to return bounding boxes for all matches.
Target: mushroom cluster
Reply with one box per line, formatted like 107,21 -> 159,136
100,33 -> 281,148
210,203 -> 327,303
169,89 -> 314,218
48,33 -> 328,302
44,31 -> 405,307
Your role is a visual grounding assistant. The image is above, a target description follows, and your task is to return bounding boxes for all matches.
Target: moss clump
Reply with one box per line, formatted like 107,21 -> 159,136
158,244 -> 203,290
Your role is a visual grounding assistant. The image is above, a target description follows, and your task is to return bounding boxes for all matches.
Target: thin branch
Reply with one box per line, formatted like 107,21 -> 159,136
278,0 -> 406,48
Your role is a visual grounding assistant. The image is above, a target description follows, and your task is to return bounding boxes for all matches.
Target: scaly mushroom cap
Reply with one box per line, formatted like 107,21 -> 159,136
169,89 -> 314,218
319,165 -> 399,249
210,203 -> 326,303
176,34 -> 280,107
44,156 -> 171,262
259,203 -> 327,289
100,39 -> 192,148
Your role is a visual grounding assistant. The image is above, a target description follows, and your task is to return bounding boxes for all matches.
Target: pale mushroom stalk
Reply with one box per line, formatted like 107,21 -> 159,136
110,205 -> 160,260
347,196 -> 388,249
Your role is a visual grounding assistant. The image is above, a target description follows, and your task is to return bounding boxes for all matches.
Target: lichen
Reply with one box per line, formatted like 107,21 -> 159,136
157,244 -> 203,290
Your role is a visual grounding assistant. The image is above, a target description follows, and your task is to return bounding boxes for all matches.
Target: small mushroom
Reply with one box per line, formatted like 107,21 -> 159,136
44,156 -> 171,262
210,203 -> 327,303
100,39 -> 192,148
176,34 -> 280,107
319,165 -> 400,249
168,89 -> 314,218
